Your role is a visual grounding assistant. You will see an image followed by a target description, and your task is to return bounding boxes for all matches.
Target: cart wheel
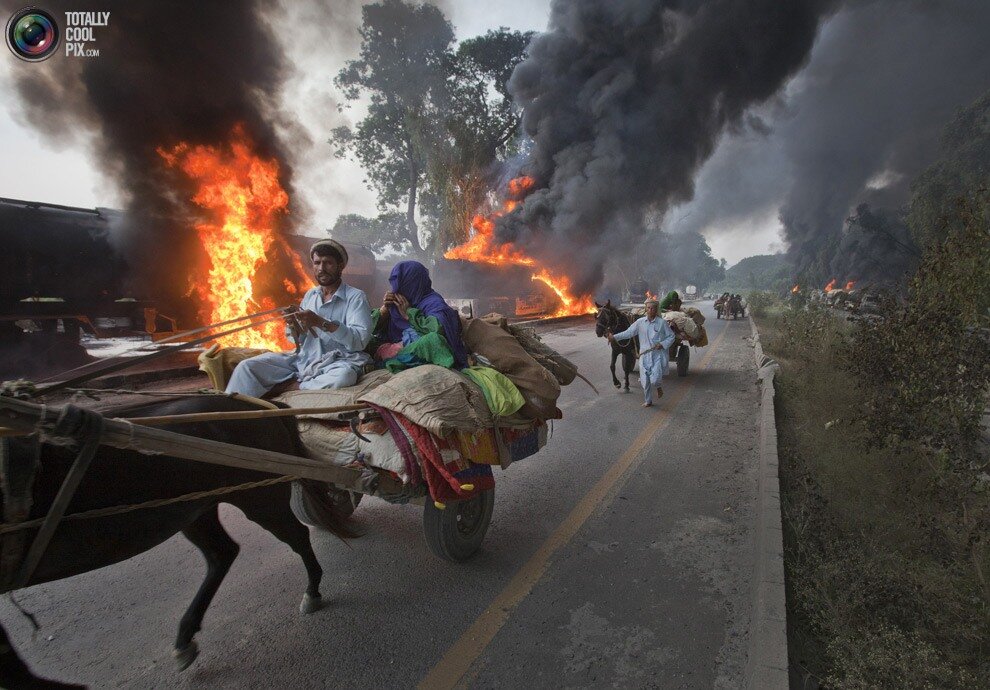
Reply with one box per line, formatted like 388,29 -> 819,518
290,481 -> 362,527
676,343 -> 690,377
423,489 -> 494,562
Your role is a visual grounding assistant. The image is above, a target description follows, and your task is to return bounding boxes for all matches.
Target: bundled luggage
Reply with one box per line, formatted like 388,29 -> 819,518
199,312 -> 579,505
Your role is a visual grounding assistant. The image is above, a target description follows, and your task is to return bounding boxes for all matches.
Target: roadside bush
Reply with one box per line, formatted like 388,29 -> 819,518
826,623 -> 977,690
759,195 -> 990,685
745,290 -> 781,318
849,192 -> 990,477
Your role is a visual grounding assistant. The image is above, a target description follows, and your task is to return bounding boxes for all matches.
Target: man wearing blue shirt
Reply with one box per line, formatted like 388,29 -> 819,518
607,298 -> 676,408
225,239 -> 373,397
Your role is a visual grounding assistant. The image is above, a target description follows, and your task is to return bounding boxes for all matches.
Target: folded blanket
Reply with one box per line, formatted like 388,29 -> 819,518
359,364 -> 493,436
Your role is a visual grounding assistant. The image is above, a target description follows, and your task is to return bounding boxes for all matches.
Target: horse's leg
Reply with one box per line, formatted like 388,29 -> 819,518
174,506 -> 240,670
610,347 -> 621,389
0,622 -> 83,689
623,350 -> 634,392
236,499 -> 324,615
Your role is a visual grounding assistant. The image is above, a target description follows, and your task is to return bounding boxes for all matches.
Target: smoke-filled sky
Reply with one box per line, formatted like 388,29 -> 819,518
1,0 -> 986,271
667,0 -> 990,276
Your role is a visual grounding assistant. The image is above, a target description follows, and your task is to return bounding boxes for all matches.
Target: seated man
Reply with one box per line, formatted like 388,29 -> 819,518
371,260 -> 469,370
225,239 -> 372,397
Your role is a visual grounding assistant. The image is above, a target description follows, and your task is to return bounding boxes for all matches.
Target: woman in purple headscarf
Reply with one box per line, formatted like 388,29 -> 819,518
373,260 -> 469,369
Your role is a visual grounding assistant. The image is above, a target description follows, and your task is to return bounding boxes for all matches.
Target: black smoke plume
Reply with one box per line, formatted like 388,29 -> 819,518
661,0 -> 990,286
778,0 -> 990,282
494,0 -> 839,293
4,0 -> 295,319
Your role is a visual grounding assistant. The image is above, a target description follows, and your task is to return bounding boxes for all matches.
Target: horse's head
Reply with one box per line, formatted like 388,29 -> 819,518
594,300 -> 616,338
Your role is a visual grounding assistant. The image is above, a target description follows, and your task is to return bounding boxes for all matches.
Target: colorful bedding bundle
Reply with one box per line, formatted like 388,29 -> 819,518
201,310 -> 576,504
274,364 -> 548,504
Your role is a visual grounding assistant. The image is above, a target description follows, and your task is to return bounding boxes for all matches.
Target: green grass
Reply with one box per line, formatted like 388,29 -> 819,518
757,307 -> 988,689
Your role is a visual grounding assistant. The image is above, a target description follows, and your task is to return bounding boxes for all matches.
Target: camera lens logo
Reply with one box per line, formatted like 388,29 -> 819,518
6,7 -> 60,62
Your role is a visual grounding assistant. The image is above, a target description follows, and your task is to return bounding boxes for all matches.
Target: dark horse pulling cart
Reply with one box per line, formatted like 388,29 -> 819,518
595,302 -> 693,383
0,385 -> 547,687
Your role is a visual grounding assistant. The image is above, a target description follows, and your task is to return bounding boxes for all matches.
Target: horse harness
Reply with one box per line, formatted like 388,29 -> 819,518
598,307 -> 636,352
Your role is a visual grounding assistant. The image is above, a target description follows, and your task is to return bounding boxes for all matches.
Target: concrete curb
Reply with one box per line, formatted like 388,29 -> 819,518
745,317 -> 788,690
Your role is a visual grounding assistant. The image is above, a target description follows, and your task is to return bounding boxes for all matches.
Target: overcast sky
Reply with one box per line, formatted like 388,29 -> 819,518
0,0 -> 802,266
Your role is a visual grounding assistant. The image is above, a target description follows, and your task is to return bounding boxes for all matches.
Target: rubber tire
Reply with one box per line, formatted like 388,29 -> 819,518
676,343 -> 690,377
422,489 -> 495,562
290,481 -> 362,527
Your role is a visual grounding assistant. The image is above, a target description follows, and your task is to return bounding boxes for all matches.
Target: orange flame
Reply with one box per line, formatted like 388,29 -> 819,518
824,278 -> 838,292
791,285 -> 800,294
844,280 -> 855,291
646,290 -> 657,300
444,176 -> 596,317
159,126 -> 308,350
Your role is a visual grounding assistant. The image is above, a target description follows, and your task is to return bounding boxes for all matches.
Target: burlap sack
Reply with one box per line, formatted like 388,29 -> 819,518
694,325 -> 709,347
662,311 -> 699,338
274,369 -> 392,418
507,324 -> 578,386
682,306 -> 706,327
294,421 -> 360,466
358,364 -> 493,436
461,316 -> 561,401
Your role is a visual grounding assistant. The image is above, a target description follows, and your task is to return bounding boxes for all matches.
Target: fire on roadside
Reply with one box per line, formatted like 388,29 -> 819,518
824,278 -> 838,292
444,176 -> 596,317
159,125 -> 309,350
791,285 -> 800,294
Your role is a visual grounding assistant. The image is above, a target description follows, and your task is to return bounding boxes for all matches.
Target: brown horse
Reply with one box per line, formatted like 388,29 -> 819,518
0,395 -> 355,689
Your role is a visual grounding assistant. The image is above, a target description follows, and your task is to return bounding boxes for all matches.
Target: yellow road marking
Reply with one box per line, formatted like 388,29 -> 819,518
418,321 -> 733,689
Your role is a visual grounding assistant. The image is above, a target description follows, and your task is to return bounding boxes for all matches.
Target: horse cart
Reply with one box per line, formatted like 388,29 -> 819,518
0,310 -> 575,686
724,296 -> 745,319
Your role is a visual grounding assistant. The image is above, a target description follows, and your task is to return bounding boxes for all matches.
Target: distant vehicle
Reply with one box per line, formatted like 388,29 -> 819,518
684,285 -> 698,299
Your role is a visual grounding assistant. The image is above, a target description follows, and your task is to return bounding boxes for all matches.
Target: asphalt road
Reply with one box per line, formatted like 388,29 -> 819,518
3,302 -> 761,689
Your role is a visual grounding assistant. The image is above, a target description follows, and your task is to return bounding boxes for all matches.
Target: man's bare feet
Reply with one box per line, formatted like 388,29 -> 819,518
642,402 -> 653,408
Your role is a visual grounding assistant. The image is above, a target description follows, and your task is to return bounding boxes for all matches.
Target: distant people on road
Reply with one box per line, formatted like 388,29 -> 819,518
607,298 -> 675,408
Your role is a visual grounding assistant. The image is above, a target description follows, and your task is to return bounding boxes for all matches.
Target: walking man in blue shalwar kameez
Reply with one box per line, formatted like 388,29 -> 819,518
607,298 -> 675,408
225,239 -> 373,397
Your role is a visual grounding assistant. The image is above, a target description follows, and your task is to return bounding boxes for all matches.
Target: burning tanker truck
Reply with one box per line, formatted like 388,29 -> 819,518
0,195 -> 375,355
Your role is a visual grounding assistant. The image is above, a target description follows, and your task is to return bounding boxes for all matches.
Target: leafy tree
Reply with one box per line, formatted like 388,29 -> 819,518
329,212 -> 409,255
331,0 -> 455,254
908,90 -> 990,249
630,230 -> 726,292
424,28 -> 533,254
710,254 -> 790,293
